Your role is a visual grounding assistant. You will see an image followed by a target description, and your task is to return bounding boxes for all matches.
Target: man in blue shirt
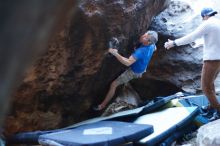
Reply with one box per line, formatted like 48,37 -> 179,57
94,30 -> 158,111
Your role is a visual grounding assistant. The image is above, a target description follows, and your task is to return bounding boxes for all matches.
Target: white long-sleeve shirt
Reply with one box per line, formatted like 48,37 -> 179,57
175,16 -> 220,60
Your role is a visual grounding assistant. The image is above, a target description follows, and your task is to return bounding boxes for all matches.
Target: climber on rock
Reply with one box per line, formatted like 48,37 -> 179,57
93,30 -> 158,111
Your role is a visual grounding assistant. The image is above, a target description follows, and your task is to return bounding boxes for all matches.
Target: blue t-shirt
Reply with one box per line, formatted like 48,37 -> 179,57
130,44 -> 155,74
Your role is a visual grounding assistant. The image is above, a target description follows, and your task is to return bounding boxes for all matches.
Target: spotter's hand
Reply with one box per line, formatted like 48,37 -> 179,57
164,39 -> 175,50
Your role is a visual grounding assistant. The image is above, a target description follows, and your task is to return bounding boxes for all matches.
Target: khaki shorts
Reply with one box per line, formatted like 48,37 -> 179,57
115,68 -> 142,85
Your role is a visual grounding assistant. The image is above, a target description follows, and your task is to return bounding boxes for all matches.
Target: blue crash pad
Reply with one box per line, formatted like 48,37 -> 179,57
7,92 -> 184,145
39,121 -> 153,146
134,107 -> 199,146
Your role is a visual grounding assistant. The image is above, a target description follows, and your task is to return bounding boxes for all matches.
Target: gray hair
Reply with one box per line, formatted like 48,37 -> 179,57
146,30 -> 158,44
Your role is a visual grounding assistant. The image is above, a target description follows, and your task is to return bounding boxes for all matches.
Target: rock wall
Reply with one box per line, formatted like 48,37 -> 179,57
197,119 -> 220,146
144,0 -> 205,93
4,0 -> 170,136
145,0 -> 220,94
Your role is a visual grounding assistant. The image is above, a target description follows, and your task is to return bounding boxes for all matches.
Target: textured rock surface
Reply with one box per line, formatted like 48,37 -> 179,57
146,0 -> 220,94
146,0 -> 202,94
4,0 -> 170,136
0,0 -> 75,128
101,83 -> 142,117
197,119 -> 220,146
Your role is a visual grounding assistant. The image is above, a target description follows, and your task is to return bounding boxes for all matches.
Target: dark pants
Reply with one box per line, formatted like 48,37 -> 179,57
201,60 -> 220,111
